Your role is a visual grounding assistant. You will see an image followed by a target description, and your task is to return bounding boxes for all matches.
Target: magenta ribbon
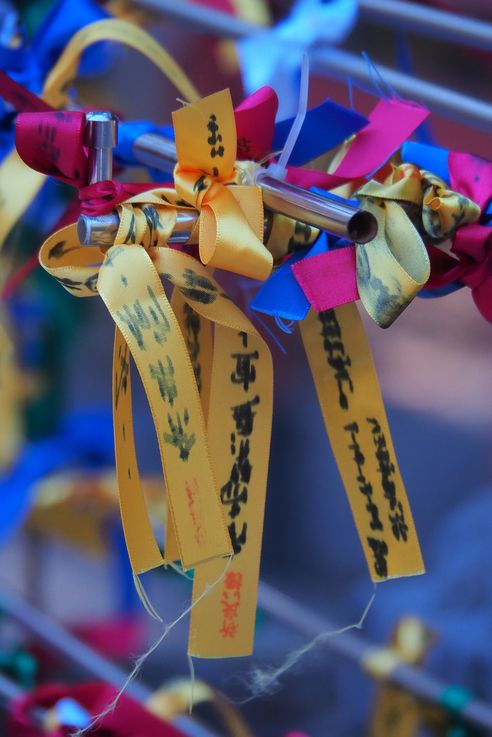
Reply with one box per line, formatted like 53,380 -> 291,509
8,682 -> 186,737
286,97 -> 429,189
291,98 -> 429,313
79,180 -> 168,215
427,152 -> 492,322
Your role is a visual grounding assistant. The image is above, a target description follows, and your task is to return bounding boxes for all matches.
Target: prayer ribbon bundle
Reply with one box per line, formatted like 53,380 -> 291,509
2,13 -> 491,662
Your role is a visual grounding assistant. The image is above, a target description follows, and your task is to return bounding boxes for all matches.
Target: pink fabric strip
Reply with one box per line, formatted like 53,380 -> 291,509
291,246 -> 359,312
286,98 -> 429,189
235,85 -> 278,161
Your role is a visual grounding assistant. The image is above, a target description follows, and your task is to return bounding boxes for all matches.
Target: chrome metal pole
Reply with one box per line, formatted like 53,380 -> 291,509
84,112 -> 118,185
80,125 -> 377,247
311,46 -> 492,132
131,132 -> 376,243
0,586 -> 224,737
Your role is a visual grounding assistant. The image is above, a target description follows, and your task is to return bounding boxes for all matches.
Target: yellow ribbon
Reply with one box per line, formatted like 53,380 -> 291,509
355,198 -> 430,328
354,163 -> 480,328
173,89 -> 273,280
360,163 -> 481,240
365,617 -> 436,737
27,470 -> 165,556
301,304 -> 424,582
39,96 -> 276,654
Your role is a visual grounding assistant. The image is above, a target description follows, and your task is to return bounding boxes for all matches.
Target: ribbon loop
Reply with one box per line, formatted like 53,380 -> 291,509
173,89 -> 272,281
359,163 -> 480,240
114,201 -> 177,252
354,198 -> 430,328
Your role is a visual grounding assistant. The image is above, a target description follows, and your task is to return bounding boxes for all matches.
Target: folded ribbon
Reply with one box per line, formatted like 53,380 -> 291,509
425,152 -> 492,322
173,89 -> 272,280
39,91 -> 277,660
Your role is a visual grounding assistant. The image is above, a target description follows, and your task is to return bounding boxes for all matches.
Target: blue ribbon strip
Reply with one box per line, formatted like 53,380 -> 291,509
272,99 -> 368,167
0,409 -> 115,545
0,0 -> 109,160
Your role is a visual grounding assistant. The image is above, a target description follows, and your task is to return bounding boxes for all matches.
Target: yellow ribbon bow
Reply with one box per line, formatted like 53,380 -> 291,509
39,90 -> 277,659
355,163 -> 480,328
173,89 -> 273,281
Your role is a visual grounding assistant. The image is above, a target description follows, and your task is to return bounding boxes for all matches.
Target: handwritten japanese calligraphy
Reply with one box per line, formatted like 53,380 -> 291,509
367,418 -> 409,543
220,571 -> 243,640
301,304 -> 424,583
117,286 -> 170,349
318,309 -> 354,410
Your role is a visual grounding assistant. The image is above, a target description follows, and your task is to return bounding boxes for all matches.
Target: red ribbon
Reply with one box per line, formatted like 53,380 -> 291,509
79,181 -> 169,215
8,682 -> 187,737
16,110 -> 89,187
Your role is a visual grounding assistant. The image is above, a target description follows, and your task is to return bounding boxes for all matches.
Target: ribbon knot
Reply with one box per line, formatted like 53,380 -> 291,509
172,89 -> 273,281
423,152 -> 492,322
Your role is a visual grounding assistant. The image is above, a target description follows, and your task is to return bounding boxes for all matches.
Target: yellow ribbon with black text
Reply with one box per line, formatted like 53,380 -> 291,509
301,304 -> 424,581
39,88 -> 275,655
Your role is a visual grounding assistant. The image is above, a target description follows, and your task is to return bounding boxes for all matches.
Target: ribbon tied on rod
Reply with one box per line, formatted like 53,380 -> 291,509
173,89 -> 272,280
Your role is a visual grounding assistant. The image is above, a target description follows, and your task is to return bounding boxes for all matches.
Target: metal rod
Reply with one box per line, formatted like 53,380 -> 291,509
2,582 -> 492,733
359,0 -> 492,53
137,0 -> 492,133
80,127 -> 376,246
132,133 -> 372,241
0,587 -> 222,737
84,112 -> 118,185
257,581 -> 492,733
0,586 -> 149,702
77,209 -> 198,247
311,47 -> 492,132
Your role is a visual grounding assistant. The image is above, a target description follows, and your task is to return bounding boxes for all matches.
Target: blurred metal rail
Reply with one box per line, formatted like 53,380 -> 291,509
359,0 -> 492,52
136,0 -> 492,132
2,583 -> 492,733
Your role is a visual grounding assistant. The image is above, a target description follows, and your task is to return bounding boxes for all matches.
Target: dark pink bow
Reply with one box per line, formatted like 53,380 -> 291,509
427,151 -> 492,322
79,180 -> 169,216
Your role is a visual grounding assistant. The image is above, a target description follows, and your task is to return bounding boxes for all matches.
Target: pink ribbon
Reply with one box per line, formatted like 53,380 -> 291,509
8,683 -> 186,737
427,152 -> 492,322
79,180 -> 169,215
291,98 -> 430,312
16,110 -> 88,186
235,85 -> 278,161
286,97 -> 429,189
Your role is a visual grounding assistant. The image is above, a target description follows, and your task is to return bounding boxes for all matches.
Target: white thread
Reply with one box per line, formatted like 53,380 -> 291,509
72,555 -> 233,737
187,654 -> 196,715
133,572 -> 163,622
233,584 -> 377,703
267,52 -> 310,181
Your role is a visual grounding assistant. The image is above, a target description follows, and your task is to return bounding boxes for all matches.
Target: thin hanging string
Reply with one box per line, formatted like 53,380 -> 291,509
274,316 -> 295,334
264,52 -> 310,181
362,51 -> 401,101
231,583 -> 377,704
72,555 -> 234,737
252,312 -> 287,355
187,654 -> 196,715
348,76 -> 355,111
133,573 -> 163,622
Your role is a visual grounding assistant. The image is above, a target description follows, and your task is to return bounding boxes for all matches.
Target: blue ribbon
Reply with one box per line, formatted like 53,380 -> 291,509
401,141 -> 450,183
251,230 -> 329,320
251,187 -> 360,319
0,0 -> 109,160
400,141 -> 470,298
272,99 -> 368,167
0,409 -> 115,545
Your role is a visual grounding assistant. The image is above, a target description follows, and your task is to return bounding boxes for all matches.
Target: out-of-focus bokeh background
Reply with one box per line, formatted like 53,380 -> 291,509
2,1 -> 492,735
